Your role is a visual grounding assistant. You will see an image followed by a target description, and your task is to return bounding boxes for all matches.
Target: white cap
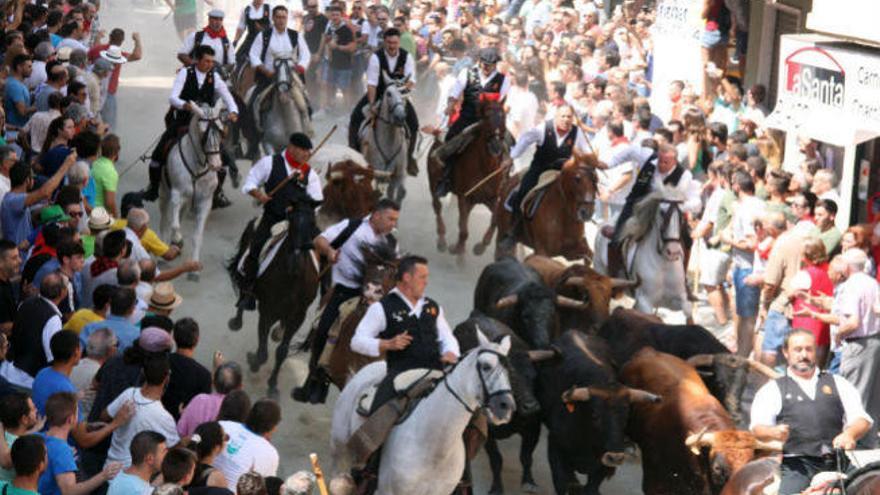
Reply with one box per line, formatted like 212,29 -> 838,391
208,8 -> 224,18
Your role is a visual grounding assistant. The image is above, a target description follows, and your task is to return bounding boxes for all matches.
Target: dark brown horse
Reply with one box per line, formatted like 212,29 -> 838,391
428,99 -> 508,257
493,151 -> 600,261
319,160 -> 387,226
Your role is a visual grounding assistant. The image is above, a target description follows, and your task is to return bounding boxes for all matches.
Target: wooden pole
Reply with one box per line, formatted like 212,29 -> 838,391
310,453 -> 330,495
267,125 -> 338,199
463,160 -> 512,198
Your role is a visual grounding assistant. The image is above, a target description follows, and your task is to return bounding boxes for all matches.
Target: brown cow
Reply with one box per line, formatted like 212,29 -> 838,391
524,255 -> 636,331
319,160 -> 388,225
620,348 -> 781,495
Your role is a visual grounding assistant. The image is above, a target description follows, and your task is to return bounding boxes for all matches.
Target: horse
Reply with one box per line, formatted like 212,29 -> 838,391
330,331 -> 515,495
593,187 -> 692,318
251,52 -> 312,156
428,98 -> 508,257
493,151 -> 600,261
319,160 -> 389,228
226,205 -> 321,399
159,100 -> 228,279
360,76 -> 410,204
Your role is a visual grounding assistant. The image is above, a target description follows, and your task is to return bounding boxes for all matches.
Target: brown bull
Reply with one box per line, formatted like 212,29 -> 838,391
621,348 -> 781,495
320,160 -> 386,225
493,151 -> 600,261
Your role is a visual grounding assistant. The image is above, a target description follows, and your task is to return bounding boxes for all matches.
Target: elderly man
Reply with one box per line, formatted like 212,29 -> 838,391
178,10 -> 232,69
123,208 -> 153,262
177,361 -> 242,437
70,327 -> 117,418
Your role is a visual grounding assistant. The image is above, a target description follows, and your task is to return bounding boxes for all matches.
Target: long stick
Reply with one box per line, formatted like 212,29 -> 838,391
310,453 -> 330,495
267,125 -> 338,198
572,111 -> 597,156
464,160 -> 512,198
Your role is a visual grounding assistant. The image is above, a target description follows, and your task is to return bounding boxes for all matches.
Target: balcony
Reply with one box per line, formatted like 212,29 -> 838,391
807,0 -> 880,46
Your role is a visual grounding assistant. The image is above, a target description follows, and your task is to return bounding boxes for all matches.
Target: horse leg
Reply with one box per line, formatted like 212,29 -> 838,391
484,437 -> 504,495
450,196 -> 473,256
431,191 -> 448,252
169,188 -> 185,247
247,311 -> 272,374
519,419 -> 541,493
267,302 -> 309,399
473,204 -> 497,257
187,193 -> 212,282
158,187 -> 171,243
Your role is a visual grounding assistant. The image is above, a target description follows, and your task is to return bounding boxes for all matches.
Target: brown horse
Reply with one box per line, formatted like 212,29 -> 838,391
493,150 -> 600,261
319,160 -> 387,226
428,99 -> 508,257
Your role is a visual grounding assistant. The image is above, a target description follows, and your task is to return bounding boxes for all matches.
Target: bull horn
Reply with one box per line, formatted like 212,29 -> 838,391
495,294 -> 519,309
687,354 -> 716,368
684,427 -> 714,455
747,359 -> 782,379
610,278 -> 637,289
754,439 -> 784,452
371,169 -> 393,178
563,277 -> 585,287
556,295 -> 587,309
627,388 -> 662,404
527,349 -> 559,362
329,171 -> 344,180
562,386 -> 591,402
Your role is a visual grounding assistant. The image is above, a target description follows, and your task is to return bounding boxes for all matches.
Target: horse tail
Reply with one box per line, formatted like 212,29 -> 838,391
226,217 -> 257,294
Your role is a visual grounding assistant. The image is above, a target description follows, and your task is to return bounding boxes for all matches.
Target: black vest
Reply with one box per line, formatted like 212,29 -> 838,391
461,67 -> 505,118
192,30 -> 231,66
260,28 -> 299,65
375,49 -> 409,96
776,372 -> 845,456
662,165 -> 687,187
379,292 -> 442,374
529,121 -> 578,171
8,297 -> 58,377
244,4 -> 270,35
179,66 -> 215,106
264,153 -> 310,219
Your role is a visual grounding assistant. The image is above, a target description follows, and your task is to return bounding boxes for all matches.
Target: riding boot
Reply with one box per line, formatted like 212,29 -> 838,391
223,149 -> 240,188
213,169 -> 232,210
291,368 -> 330,404
142,162 -> 162,202
607,241 -> 624,278
435,159 -> 453,198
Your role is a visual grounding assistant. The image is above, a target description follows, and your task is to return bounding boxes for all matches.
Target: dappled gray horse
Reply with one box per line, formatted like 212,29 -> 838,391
256,52 -> 312,155
360,76 -> 409,204
159,101 -> 227,279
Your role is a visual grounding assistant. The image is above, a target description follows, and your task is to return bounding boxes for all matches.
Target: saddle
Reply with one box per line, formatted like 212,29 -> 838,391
236,216 -> 320,277
430,122 -> 481,164
521,170 -> 560,219
316,296 -> 362,369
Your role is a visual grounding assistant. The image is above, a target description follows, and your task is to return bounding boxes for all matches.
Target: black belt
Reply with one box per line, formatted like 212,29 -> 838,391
844,333 -> 880,343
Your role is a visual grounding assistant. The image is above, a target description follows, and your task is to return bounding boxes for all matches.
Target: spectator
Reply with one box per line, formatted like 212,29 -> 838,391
841,225 -> 876,276
184,422 -> 228,489
0,393 -> 41,482
7,272 -> 67,383
111,194 -> 180,262
92,134 -> 120,216
107,430 -> 167,495
214,399 -> 281,488
1,155 -> 76,247
237,471 -> 267,495
31,330 -> 81,416
33,241 -> 85,315
82,207 -> 113,259
80,287 -> 139,352
0,240 -> 22,335
39,391 -> 122,495
0,147 -> 15,208
4,54 -> 35,134
37,116 -> 75,179
811,169 -> 841,206
85,58 -> 112,120
88,30 -> 143,128
80,229 -> 126,309
33,62 -> 68,114
0,435 -> 47,494
319,5 -> 356,110
69,327 -> 117,418
146,282 -> 184,316
116,259 -> 146,321
63,283 -> 113,334
814,199 -> 842,256
136,259 -> 156,304
790,238 -> 833,367
122,208 -> 152,262
178,362 -> 243,437
164,318 -> 211,421
160,448 -> 197,488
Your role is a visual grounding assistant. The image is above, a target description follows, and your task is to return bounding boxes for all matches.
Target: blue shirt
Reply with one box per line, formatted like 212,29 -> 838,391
49,34 -> 62,47
38,434 -> 78,495
38,146 -> 71,178
0,192 -> 31,246
106,472 -> 152,495
81,315 -> 139,352
3,77 -> 30,127
31,368 -> 78,418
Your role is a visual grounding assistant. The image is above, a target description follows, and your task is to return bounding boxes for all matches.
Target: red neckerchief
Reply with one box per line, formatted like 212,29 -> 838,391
91,257 -> 118,277
611,136 -> 629,147
479,92 -> 501,103
284,150 -> 310,178
204,26 -> 228,39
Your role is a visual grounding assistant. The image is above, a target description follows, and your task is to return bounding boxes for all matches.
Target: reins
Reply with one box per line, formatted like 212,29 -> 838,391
442,348 -> 511,416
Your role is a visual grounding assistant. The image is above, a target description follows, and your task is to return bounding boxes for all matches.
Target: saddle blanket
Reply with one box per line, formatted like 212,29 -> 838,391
521,169 -> 560,218
236,218 -> 319,277
356,368 -> 444,417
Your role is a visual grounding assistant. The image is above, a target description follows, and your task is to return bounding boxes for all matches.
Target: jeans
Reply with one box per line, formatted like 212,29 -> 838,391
762,309 -> 791,353
732,266 -> 760,317
326,66 -> 353,90
101,93 -> 117,129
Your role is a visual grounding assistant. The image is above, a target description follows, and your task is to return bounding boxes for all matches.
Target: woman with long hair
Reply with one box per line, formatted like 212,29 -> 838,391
36,116 -> 74,178
184,421 -> 229,489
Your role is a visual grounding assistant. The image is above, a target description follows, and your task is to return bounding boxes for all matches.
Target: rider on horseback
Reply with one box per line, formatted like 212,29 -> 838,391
144,44 -> 239,202
433,47 -> 510,197
236,132 -> 323,311
232,0 -> 270,67
293,199 -> 401,404
347,28 -> 419,177
177,9 -> 239,209
498,105 -> 592,251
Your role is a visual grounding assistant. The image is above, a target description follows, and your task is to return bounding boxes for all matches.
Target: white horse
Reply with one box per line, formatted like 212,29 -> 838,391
256,52 -> 312,155
159,101 -> 227,280
331,332 -> 515,495
593,187 -> 691,317
361,75 -> 409,204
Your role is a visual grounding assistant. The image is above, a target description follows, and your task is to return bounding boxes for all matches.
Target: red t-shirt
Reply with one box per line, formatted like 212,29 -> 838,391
791,263 -> 834,346
87,44 -> 132,95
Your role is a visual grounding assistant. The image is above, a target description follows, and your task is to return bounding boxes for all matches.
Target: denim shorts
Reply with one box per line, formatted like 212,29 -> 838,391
762,309 -> 791,353
701,28 -> 728,49
732,266 -> 760,317
325,67 -> 352,89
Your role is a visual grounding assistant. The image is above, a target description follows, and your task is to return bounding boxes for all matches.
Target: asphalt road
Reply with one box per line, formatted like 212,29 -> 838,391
104,1 -> 645,491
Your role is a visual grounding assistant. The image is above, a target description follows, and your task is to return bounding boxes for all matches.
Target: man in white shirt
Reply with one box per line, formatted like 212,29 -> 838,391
178,10 -> 233,71
351,255 -> 459,411
248,5 -> 310,94
237,132 -> 322,310
233,0 -> 271,66
144,45 -> 238,201
293,199 -> 400,404
214,399 -> 281,488
505,71 -> 538,140
751,330 -> 872,494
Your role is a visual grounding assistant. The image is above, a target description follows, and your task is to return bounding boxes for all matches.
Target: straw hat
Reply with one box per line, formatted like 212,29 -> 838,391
100,45 -> 128,64
149,282 -> 183,310
88,207 -> 114,231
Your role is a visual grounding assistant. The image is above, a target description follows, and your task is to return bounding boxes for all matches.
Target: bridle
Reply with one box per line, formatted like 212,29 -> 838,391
657,199 -> 684,256
558,163 -> 598,221
371,82 -> 410,174
444,348 -> 512,415
179,109 -> 225,180
481,102 -> 506,157
273,56 -> 293,94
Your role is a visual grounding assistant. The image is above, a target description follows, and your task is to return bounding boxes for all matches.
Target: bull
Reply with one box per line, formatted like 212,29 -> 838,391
598,308 -> 779,423
525,254 -> 636,332
319,160 -> 389,225
620,348 -> 781,494
475,257 -> 584,349
541,331 -> 660,495
455,314 -> 557,494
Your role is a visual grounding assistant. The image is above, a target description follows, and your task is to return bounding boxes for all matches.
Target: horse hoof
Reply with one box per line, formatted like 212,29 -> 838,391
473,243 -> 486,256
448,244 -> 463,256
246,351 -> 267,373
270,322 -> 284,342
437,239 -> 447,252
521,482 -> 539,493
488,485 -> 503,495
228,316 -> 243,331
186,272 -> 200,282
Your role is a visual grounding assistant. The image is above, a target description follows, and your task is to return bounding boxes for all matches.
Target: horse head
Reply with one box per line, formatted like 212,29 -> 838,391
560,150 -> 599,222
462,330 -> 515,425
190,101 -> 226,168
360,242 -> 399,303
478,98 -> 507,157
380,73 -> 408,127
272,51 -> 295,97
655,196 -> 685,262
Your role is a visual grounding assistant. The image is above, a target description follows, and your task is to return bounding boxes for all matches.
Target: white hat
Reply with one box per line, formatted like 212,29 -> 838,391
100,45 -> 128,64
208,8 -> 224,18
88,207 -> 114,231
57,46 -> 73,62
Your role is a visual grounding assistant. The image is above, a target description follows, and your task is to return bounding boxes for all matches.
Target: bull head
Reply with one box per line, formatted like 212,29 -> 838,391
555,295 -> 589,310
562,386 -> 661,404
684,428 -> 783,456
686,354 -> 781,379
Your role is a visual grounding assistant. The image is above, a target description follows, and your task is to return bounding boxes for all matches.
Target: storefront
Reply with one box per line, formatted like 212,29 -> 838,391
766,34 -> 880,228
649,0 -> 703,122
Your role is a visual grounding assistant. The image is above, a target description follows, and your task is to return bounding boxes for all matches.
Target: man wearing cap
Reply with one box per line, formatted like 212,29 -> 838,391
432,46 -> 510,196
348,28 -> 418,176
143,44 -> 238,202
83,207 -> 113,258
179,10 -> 233,72
147,282 -> 182,317
88,29 -> 143,129
237,132 -> 323,310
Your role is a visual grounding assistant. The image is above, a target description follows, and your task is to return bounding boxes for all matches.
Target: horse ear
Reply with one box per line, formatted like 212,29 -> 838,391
498,335 -> 512,356
476,325 -> 490,348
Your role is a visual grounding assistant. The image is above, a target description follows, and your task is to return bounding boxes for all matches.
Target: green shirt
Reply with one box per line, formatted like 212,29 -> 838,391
90,157 -> 118,209
400,32 -> 416,60
765,201 -> 797,225
0,432 -> 17,481
82,235 -> 95,258
819,226 -> 842,255
0,481 -> 39,495
175,0 -> 196,15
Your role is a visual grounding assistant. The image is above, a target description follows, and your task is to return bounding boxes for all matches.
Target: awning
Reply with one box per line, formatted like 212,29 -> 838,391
764,107 -> 880,147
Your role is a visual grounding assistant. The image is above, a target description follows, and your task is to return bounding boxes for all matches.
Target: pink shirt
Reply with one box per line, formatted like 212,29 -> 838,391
177,392 -> 225,437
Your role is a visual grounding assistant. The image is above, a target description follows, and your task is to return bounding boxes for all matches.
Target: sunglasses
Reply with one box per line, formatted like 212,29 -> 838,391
68,211 -> 84,217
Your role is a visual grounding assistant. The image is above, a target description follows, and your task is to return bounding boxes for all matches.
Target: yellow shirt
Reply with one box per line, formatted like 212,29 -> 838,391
111,219 -> 170,257
63,309 -> 104,334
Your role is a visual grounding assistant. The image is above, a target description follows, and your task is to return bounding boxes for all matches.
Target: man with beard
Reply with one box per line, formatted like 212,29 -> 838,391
750,330 -> 872,494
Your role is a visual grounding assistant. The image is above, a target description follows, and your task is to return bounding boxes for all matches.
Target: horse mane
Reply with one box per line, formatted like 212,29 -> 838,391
361,240 -> 398,265
620,186 -> 686,242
